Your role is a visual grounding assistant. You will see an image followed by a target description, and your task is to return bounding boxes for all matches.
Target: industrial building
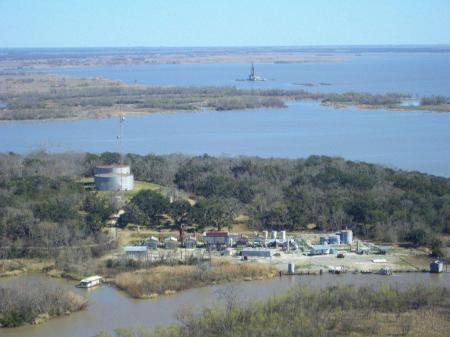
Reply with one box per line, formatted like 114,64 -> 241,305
124,246 -> 148,258
309,244 -> 330,255
144,236 -> 159,249
241,248 -> 273,258
164,236 -> 179,249
94,164 -> 134,191
203,231 -> 233,249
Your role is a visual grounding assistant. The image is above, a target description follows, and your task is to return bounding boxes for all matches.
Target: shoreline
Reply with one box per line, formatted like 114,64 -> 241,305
0,99 -> 448,124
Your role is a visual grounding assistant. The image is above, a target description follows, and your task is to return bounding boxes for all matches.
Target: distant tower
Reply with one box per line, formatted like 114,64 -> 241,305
118,115 -> 125,190
249,63 -> 256,81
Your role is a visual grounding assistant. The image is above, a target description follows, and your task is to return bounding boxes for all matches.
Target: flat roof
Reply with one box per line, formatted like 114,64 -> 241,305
204,231 -> 229,237
124,246 -> 147,252
80,275 -> 103,283
311,245 -> 330,250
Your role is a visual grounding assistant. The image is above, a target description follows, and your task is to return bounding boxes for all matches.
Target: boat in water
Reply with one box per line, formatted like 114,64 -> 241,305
78,275 -> 103,288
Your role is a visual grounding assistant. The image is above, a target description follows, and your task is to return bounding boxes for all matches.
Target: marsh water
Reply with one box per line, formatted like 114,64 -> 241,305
1,101 -> 449,177
1,273 -> 449,337
2,52 -> 450,176
37,53 -> 450,96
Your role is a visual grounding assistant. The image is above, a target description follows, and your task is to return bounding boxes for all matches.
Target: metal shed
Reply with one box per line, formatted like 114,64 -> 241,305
241,248 -> 273,258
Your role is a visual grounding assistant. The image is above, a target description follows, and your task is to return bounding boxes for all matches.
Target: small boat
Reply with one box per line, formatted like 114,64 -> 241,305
78,275 -> 103,288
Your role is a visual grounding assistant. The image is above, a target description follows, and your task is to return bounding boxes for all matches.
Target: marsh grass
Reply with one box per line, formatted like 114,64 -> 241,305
114,261 -> 276,298
0,278 -> 87,327
95,284 -> 450,337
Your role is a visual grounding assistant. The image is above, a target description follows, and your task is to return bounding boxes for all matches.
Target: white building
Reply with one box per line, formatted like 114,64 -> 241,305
203,231 -> 232,248
164,236 -> 179,249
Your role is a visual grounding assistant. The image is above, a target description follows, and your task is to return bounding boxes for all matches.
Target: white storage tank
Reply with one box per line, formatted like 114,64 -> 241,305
340,230 -> 353,244
281,230 -> 286,242
272,231 -> 277,240
94,164 -> 134,191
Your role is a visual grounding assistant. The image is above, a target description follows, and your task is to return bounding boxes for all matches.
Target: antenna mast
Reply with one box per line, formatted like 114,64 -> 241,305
117,97 -> 125,191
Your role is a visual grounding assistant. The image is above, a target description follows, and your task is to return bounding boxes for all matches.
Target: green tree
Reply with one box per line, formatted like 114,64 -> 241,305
122,190 -> 170,227
192,197 -> 234,231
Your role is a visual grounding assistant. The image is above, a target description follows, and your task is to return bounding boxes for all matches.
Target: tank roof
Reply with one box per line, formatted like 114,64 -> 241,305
96,164 -> 130,168
95,173 -> 133,178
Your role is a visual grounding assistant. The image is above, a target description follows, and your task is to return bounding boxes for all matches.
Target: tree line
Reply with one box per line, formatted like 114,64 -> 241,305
1,151 -> 449,255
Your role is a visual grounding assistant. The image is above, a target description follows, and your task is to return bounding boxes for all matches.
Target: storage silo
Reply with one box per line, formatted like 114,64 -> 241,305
281,230 -> 286,242
94,164 -> 134,191
272,231 -> 277,240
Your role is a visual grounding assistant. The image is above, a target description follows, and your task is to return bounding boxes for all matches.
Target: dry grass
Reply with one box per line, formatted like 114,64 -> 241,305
114,261 -> 276,298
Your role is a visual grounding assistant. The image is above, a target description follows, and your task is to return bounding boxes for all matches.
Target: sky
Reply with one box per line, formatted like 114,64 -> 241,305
0,0 -> 449,48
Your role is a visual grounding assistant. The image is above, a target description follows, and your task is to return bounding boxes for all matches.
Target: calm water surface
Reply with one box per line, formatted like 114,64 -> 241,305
1,101 -> 449,176
37,53 -> 450,96
1,273 -> 449,337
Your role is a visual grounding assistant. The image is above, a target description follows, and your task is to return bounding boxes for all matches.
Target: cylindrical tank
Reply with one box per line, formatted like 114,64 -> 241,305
272,231 -> 277,239
288,262 -> 295,275
95,173 -> 134,191
328,234 -> 341,245
263,230 -> 268,240
340,230 -> 353,244
281,230 -> 286,241
319,235 -> 328,245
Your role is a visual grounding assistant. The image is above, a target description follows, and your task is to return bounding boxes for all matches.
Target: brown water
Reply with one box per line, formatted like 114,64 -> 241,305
1,273 -> 449,337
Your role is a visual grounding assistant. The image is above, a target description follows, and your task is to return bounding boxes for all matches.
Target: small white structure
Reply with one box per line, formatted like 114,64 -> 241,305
165,236 -> 179,249
241,248 -> 273,258
223,248 -> 234,256
144,236 -> 159,249
281,230 -> 286,242
272,231 -> 278,240
78,275 -> 103,288
184,235 -> 197,249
